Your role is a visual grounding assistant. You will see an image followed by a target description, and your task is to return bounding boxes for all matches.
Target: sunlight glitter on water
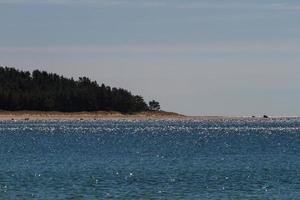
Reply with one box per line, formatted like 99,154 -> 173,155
0,119 -> 300,199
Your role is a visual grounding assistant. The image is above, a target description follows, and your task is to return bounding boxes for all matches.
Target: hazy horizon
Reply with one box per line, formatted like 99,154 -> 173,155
1,0 -> 300,116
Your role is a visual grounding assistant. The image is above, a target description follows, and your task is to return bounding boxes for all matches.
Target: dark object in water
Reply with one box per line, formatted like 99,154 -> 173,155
24,118 -> 29,121
263,115 -> 269,118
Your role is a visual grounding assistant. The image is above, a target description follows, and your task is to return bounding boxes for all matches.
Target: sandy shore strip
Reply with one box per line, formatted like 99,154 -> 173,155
0,111 -> 298,121
0,111 -> 187,121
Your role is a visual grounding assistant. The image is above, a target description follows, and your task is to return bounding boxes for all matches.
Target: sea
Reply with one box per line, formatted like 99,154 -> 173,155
0,119 -> 300,199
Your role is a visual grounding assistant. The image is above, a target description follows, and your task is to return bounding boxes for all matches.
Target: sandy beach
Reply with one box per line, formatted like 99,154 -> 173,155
0,111 -> 187,121
0,111 -> 296,121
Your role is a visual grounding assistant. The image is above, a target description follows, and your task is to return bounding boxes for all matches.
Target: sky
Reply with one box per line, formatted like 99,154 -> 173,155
0,0 -> 300,116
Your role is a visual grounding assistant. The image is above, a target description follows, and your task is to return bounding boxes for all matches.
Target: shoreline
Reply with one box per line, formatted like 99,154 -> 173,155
0,111 -> 298,121
0,111 -> 185,121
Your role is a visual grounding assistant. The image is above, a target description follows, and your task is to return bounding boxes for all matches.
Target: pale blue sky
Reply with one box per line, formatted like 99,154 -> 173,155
1,0 -> 300,116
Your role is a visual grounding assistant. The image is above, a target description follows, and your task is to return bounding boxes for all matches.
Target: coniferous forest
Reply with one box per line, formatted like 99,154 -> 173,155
0,66 -> 159,113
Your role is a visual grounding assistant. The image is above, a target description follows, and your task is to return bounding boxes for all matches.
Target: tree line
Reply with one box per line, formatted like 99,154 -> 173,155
0,67 -> 160,113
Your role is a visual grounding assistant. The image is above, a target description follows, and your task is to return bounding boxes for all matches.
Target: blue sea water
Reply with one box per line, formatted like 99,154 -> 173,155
0,119 -> 300,199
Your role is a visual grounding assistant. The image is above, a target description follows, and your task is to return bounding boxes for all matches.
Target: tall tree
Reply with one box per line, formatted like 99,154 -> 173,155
148,100 -> 160,111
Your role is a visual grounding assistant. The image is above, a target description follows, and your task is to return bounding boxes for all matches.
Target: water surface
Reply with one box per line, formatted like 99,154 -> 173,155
0,119 -> 300,199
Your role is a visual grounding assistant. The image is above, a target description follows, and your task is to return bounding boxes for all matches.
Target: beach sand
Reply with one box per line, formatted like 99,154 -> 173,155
0,111 -> 187,121
0,111 -> 295,121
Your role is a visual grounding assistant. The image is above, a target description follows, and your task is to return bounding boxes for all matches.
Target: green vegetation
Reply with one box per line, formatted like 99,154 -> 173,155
0,66 -> 160,113
149,100 -> 160,111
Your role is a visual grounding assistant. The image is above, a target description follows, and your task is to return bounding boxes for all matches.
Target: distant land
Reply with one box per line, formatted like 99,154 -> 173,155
0,67 -> 292,121
0,110 -> 185,121
0,110 -> 297,121
0,66 -> 161,113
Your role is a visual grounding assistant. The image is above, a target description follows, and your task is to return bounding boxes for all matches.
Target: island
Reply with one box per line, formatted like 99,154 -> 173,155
0,66 -> 290,121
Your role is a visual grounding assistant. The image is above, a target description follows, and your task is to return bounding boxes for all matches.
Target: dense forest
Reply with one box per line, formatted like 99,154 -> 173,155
0,66 -> 160,113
